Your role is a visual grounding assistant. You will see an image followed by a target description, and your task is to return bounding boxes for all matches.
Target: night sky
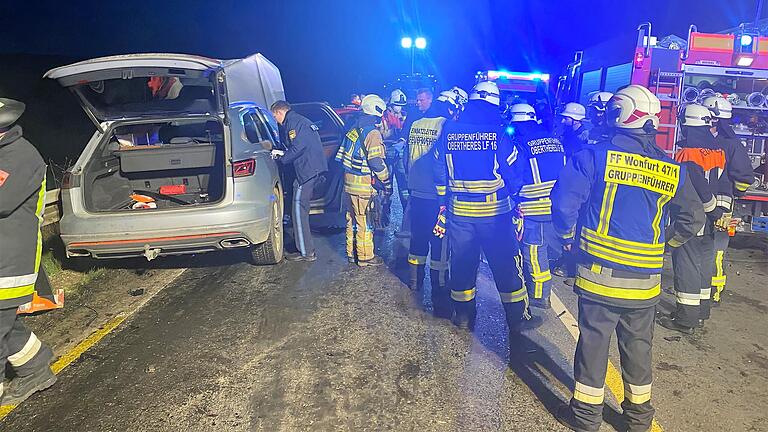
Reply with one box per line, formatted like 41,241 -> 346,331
1,0 -> 764,105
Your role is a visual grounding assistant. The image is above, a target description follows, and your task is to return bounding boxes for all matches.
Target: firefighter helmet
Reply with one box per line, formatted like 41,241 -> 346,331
361,94 -> 387,117
389,89 -> 407,107
450,86 -> 469,105
509,103 -> 538,122
702,96 -> 732,119
469,81 -> 500,106
680,103 -> 713,127
560,102 -> 586,121
607,85 -> 660,129
589,92 -> 614,111
437,91 -> 460,109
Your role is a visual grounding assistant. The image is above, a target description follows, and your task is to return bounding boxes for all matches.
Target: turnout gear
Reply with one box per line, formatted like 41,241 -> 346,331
607,86 -> 660,130
434,99 -> 528,329
0,121 -> 56,403
551,85 -> 705,431
469,81 -> 501,106
336,115 -> 390,265
405,104 -> 450,295
509,103 -> 537,123
360,94 -> 387,117
508,121 -> 566,306
561,102 -> 587,121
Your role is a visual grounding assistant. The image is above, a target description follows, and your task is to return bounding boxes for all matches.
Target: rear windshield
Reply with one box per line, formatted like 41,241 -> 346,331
74,73 -> 219,119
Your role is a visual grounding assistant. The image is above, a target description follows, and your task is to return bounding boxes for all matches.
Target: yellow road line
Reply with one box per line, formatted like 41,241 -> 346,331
0,313 -> 127,420
551,291 -> 663,432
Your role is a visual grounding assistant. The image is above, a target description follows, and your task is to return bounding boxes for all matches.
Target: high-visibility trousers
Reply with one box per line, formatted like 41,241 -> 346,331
345,193 -> 375,262
711,230 -> 729,302
447,217 -> 527,326
569,298 -> 655,432
671,235 -> 715,326
0,307 -> 53,382
521,218 -> 556,302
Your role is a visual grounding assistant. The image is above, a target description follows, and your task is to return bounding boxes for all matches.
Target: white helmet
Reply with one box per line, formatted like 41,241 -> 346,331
509,103 -> 537,122
702,96 -> 732,119
608,85 -> 660,129
680,103 -> 713,127
437,91 -> 461,109
450,86 -> 469,105
361,94 -> 387,117
389,89 -> 407,106
469,81 -> 500,106
560,102 -> 586,121
589,91 -> 614,111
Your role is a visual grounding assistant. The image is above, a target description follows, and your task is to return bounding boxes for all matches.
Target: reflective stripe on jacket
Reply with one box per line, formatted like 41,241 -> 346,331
336,121 -> 389,195
406,114 -> 447,200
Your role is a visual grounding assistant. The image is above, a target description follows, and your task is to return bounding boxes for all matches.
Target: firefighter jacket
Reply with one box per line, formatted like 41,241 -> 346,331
335,115 -> 390,196
0,126 -> 47,309
279,110 -> 328,184
675,127 -> 727,231
561,124 -> 590,157
406,104 -> 449,200
433,101 -> 519,222
552,131 -> 705,308
509,121 -> 566,220
713,121 -> 755,210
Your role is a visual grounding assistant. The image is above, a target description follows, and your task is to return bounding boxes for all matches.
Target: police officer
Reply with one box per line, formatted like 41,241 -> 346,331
433,81 -> 528,333
559,102 -> 590,157
702,96 -> 756,305
335,95 -> 391,266
404,98 -> 454,317
271,100 -> 328,262
658,104 -> 726,334
0,98 -> 57,405
508,103 -> 566,310
551,86 -> 704,432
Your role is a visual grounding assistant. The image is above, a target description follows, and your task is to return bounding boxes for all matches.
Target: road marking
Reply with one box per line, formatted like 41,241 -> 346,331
0,268 -> 186,421
551,291 -> 663,432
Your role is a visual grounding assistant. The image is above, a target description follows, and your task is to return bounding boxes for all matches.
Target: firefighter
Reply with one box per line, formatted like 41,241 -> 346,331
433,81 -> 529,333
270,100 -> 328,262
658,103 -> 726,334
382,89 -> 409,228
449,86 -> 469,111
703,96 -> 756,305
551,86 -> 704,432
587,92 -> 613,144
335,95 -> 392,266
0,98 -> 57,405
507,103 -> 566,310
404,98 -> 454,318
559,102 -> 590,157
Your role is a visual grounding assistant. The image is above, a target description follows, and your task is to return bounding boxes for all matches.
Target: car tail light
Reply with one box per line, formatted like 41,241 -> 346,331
233,159 -> 256,177
62,172 -> 74,190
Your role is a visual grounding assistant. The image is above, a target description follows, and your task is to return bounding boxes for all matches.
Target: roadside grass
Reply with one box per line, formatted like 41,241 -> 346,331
41,235 -> 106,300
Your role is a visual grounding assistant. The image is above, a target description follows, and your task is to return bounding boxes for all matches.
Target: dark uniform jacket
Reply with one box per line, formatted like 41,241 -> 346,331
0,126 -> 47,309
280,110 -> 328,184
433,101 -> 517,222
675,127 -> 726,227
714,121 -> 755,209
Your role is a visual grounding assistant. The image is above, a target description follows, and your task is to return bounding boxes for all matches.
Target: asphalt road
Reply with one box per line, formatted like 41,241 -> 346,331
2,217 -> 767,431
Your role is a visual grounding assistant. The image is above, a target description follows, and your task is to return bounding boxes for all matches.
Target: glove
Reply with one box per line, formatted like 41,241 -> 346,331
714,212 -> 734,232
433,206 -> 447,238
270,149 -> 285,160
512,207 -> 524,241
384,182 -> 393,197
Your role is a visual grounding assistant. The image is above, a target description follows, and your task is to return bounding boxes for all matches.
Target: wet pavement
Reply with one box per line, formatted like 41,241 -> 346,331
2,212 -> 767,431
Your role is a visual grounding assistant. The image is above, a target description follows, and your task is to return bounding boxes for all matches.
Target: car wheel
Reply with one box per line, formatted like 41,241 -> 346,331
250,186 -> 284,265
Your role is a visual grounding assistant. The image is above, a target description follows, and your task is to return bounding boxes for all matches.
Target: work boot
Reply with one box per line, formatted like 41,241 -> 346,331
555,404 -> 596,432
347,256 -> 356,264
358,256 -> 384,267
529,296 -> 552,310
657,316 -> 695,335
408,264 -> 425,291
285,252 -> 317,262
451,307 -> 476,330
1,366 -> 57,406
431,287 -> 452,319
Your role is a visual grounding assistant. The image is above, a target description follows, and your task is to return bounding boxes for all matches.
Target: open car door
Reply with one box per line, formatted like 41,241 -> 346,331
291,103 -> 345,214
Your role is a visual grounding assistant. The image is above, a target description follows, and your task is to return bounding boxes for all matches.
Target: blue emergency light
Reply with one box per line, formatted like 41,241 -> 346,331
488,70 -> 550,82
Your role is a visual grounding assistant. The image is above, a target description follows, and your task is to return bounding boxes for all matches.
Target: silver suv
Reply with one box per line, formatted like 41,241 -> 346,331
47,53 -> 292,264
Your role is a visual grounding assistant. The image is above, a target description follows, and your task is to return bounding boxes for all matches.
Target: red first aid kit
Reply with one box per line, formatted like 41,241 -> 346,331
159,184 -> 187,195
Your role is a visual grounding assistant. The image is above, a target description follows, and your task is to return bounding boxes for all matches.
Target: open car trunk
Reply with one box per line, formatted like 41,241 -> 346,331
83,118 -> 226,212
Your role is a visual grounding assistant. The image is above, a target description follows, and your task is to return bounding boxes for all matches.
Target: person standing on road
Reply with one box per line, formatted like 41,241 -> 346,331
551,86 -> 704,432
558,102 -> 590,157
404,97 -> 454,317
335,95 -> 391,267
381,89 -> 409,228
271,101 -> 328,262
702,96 -> 756,306
0,98 -> 57,405
433,81 -> 529,334
586,92 -> 614,145
507,103 -> 566,311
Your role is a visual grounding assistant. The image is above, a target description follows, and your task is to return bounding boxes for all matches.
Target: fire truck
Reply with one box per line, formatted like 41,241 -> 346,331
558,22 -> 768,234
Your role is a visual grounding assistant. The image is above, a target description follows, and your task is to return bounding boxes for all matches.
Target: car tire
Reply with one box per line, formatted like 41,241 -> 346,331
250,186 -> 284,265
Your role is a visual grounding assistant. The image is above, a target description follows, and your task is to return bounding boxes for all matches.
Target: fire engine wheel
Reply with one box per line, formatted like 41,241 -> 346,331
250,186 -> 284,265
